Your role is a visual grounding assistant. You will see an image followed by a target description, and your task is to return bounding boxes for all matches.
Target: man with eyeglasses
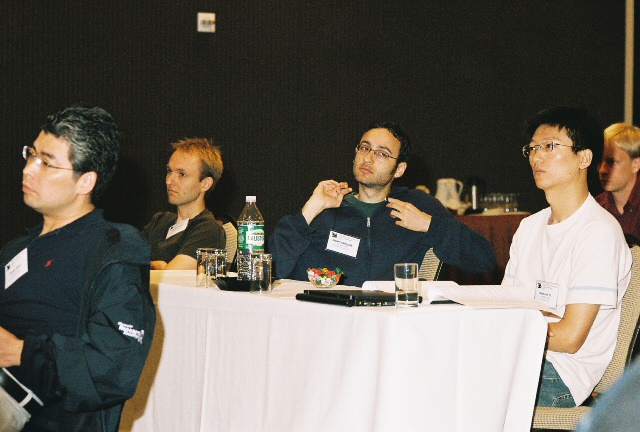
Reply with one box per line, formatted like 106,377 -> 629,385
503,106 -> 631,408
268,121 -> 496,287
0,106 -> 155,431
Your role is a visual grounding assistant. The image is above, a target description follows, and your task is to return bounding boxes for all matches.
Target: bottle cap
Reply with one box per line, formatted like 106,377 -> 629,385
246,196 -> 256,202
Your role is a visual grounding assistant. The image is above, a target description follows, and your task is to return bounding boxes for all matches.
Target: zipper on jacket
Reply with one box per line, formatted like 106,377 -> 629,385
366,217 -> 372,280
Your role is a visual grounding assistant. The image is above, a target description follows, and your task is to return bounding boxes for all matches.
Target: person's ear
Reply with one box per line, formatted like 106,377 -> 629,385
579,149 -> 593,170
76,171 -> 98,196
393,162 -> 407,178
631,157 -> 640,174
201,176 -> 214,193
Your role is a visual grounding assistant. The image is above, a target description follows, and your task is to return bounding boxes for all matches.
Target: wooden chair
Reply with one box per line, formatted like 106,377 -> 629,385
531,241 -> 640,430
418,248 -> 442,281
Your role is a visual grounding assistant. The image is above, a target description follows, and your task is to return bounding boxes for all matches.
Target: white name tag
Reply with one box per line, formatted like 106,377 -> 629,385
5,248 -> 28,289
326,231 -> 360,258
166,219 -> 188,239
534,280 -> 559,309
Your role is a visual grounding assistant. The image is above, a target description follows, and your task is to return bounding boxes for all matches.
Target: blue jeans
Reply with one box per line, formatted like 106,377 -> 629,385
537,359 -> 576,407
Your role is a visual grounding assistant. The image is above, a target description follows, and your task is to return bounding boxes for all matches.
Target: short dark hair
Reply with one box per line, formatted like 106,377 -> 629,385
522,106 -> 604,164
42,105 -> 120,202
365,121 -> 412,165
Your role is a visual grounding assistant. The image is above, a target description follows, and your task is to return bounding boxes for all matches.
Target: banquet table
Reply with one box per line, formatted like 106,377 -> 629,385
120,271 -> 547,432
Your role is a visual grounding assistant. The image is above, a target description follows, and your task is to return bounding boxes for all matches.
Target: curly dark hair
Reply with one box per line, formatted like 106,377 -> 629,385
42,105 -> 120,202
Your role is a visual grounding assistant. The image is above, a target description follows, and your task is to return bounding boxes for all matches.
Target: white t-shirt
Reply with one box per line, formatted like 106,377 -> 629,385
503,195 -> 632,405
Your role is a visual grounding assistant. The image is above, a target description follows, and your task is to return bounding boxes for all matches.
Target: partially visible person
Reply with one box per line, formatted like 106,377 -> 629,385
0,105 -> 155,431
596,123 -> 640,237
576,356 -> 640,432
143,138 -> 226,270
503,106 -> 632,408
269,122 -> 496,287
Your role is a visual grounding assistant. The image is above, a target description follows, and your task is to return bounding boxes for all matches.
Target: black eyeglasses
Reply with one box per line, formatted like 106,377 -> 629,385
355,143 -> 397,160
22,146 -> 75,171
522,142 -> 575,158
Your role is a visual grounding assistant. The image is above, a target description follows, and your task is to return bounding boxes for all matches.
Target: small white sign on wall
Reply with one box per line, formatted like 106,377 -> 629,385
197,12 -> 216,33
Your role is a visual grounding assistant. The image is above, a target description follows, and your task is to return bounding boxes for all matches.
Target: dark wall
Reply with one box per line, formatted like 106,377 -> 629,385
0,1 -> 625,245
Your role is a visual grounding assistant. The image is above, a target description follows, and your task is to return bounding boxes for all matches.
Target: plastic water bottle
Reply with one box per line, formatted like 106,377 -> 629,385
237,196 -> 265,280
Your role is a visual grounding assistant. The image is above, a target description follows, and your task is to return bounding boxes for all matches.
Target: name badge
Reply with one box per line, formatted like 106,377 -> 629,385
535,280 -> 559,309
5,248 -> 28,289
326,231 -> 360,258
166,219 -> 188,239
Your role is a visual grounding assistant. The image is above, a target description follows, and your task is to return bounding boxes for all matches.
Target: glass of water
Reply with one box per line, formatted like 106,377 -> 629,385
394,263 -> 419,307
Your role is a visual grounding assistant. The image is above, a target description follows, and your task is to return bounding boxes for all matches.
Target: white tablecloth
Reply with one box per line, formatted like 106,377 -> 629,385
120,271 -> 547,432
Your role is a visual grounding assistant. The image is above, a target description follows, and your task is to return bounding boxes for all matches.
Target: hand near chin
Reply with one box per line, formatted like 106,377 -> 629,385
387,197 -> 432,233
302,180 -> 353,224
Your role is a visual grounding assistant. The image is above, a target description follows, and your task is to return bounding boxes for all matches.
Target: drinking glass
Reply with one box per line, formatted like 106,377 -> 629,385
205,249 -> 227,287
395,263 -> 419,307
196,248 -> 215,286
249,253 -> 272,294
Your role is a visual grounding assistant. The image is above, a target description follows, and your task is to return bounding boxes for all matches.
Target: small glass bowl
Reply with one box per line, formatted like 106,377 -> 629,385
307,268 -> 342,288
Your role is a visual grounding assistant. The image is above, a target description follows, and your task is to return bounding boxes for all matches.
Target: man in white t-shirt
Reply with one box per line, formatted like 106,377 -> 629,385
503,106 -> 632,407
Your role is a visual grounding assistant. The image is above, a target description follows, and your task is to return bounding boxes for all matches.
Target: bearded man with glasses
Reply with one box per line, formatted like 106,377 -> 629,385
269,121 -> 496,287
0,106 -> 155,432
503,106 -> 632,409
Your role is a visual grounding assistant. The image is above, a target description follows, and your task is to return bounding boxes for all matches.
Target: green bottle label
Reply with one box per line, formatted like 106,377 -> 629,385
238,224 -> 265,252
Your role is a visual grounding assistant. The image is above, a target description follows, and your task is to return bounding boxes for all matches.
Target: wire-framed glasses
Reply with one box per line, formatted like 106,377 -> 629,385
522,142 -> 575,158
355,143 -> 397,160
22,146 -> 75,171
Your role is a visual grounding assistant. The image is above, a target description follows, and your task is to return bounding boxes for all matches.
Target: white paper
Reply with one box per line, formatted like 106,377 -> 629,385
362,280 -> 459,301
325,231 -> 360,257
361,280 -> 559,315
166,219 -> 188,239
432,284 -> 559,316
5,249 -> 28,289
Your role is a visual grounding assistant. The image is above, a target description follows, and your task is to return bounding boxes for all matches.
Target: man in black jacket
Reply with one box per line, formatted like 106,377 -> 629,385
269,122 -> 496,287
0,106 -> 155,431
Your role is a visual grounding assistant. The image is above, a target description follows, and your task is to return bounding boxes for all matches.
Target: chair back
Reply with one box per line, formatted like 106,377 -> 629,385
222,222 -> 238,272
419,248 -> 442,281
593,242 -> 640,393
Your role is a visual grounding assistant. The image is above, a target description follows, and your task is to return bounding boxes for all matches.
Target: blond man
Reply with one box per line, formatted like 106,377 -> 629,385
143,138 -> 226,269
596,123 -> 640,237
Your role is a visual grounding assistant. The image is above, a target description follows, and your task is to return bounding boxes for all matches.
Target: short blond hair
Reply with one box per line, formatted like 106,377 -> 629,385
605,123 -> 640,159
171,138 -> 223,183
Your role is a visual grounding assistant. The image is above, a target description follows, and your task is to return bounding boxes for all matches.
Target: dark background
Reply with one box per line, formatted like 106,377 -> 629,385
0,1 -> 631,245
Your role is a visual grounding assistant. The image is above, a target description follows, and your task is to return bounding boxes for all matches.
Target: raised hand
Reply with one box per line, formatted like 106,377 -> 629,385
302,180 -> 353,224
386,197 -> 432,233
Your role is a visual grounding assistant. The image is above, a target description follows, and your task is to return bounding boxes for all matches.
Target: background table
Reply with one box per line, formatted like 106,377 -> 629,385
442,212 -> 530,284
120,271 -> 547,432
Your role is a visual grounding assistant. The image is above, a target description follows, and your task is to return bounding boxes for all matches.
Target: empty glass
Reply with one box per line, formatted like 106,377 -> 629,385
249,253 -> 272,294
206,249 -> 227,287
196,248 -> 227,287
196,248 -> 215,286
